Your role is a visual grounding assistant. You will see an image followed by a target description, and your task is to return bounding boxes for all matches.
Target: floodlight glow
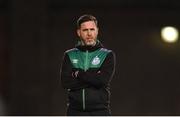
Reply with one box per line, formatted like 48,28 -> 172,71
161,26 -> 179,43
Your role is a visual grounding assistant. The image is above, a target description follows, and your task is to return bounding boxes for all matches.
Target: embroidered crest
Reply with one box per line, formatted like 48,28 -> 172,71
92,56 -> 100,65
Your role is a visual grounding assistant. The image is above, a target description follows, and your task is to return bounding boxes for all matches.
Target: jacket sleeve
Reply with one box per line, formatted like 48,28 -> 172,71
60,52 -> 89,90
77,51 -> 116,88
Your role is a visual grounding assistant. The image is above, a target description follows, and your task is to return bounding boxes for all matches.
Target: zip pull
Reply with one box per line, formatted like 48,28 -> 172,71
82,89 -> 85,110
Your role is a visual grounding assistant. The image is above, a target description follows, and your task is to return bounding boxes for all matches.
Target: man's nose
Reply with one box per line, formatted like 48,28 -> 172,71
87,30 -> 92,35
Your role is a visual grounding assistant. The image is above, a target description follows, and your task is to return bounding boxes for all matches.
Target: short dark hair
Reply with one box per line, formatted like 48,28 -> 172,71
77,14 -> 98,29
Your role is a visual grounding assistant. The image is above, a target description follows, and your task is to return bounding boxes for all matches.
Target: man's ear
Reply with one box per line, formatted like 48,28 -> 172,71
77,29 -> 80,37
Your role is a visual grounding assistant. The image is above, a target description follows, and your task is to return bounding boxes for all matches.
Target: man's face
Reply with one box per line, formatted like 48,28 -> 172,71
77,21 -> 98,46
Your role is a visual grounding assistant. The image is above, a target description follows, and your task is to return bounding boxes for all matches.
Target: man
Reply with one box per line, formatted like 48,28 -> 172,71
60,14 -> 116,116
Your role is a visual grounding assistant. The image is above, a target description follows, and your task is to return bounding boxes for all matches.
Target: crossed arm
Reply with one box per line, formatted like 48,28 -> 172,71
60,52 -> 116,90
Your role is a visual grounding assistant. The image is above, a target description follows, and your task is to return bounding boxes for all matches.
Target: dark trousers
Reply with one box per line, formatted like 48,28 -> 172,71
66,108 -> 111,116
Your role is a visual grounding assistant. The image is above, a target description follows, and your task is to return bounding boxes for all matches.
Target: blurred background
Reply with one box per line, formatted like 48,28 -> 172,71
0,0 -> 180,115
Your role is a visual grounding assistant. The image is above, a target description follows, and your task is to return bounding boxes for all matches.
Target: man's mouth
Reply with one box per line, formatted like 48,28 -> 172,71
86,37 -> 93,40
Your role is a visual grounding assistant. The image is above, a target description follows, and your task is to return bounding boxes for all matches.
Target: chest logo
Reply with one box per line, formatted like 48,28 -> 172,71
92,56 -> 100,65
72,59 -> 78,64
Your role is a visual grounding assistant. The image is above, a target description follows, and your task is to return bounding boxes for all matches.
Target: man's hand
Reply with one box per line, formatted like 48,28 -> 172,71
72,71 -> 79,78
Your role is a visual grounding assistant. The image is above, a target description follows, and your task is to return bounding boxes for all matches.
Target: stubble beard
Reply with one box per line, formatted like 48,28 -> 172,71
81,38 -> 97,46
85,40 -> 96,46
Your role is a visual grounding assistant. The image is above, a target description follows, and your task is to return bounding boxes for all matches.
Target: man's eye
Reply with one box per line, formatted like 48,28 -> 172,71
82,29 -> 88,31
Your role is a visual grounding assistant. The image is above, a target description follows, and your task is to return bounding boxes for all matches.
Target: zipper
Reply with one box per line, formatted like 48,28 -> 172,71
84,50 -> 89,71
82,50 -> 88,111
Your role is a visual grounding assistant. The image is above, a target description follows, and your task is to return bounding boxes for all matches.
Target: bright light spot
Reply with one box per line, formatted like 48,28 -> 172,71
161,26 -> 179,43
